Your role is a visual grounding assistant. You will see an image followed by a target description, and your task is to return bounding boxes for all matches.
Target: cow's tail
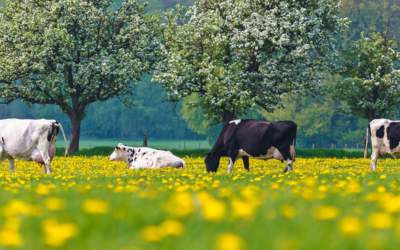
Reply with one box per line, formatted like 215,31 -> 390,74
55,122 -> 69,157
364,124 -> 370,159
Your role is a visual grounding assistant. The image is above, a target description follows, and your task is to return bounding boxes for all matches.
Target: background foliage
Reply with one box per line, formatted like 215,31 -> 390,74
1,0 -> 400,148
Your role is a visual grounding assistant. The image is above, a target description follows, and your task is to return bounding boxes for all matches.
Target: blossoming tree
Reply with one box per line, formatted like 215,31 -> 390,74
153,0 -> 348,125
332,21 -> 400,122
0,0 -> 160,151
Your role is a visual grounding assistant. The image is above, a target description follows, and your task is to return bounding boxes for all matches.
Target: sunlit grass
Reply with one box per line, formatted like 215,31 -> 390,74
1,156 -> 400,249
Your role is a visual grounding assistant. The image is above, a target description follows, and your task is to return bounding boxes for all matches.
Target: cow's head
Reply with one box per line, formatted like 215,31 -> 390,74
109,143 -> 128,161
205,152 -> 220,172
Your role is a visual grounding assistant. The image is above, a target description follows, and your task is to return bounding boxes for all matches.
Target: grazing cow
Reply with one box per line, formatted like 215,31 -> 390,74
205,119 -> 297,174
364,119 -> 400,171
109,143 -> 185,169
0,119 -> 68,174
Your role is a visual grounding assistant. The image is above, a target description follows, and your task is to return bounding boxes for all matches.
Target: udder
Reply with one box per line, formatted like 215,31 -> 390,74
31,145 -> 56,164
379,145 -> 389,157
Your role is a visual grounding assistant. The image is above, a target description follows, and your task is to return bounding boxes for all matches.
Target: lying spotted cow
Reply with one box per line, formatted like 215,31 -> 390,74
205,119 -> 297,174
109,143 -> 185,169
364,119 -> 400,171
0,119 -> 68,174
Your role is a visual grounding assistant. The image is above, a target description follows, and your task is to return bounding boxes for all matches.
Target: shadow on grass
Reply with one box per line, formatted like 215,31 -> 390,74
56,147 -> 370,159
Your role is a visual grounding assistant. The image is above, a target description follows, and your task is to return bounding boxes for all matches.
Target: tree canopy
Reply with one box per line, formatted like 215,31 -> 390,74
0,0 -> 161,151
332,21 -> 400,122
153,0 -> 348,125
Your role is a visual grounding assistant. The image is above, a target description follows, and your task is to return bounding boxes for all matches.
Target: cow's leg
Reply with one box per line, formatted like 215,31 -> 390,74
0,145 -> 4,166
37,140 -> 53,174
153,158 -> 159,169
228,157 -> 236,174
38,149 -> 52,174
283,159 -> 293,173
242,156 -> 249,172
9,158 -> 15,174
370,144 -> 381,171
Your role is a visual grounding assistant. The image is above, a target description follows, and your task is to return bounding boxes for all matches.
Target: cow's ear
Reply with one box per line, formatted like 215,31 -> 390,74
206,152 -> 212,158
115,147 -> 120,151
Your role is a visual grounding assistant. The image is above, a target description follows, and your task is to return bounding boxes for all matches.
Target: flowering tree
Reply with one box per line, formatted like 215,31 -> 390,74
0,0 -> 160,151
332,21 -> 400,122
153,0 -> 348,125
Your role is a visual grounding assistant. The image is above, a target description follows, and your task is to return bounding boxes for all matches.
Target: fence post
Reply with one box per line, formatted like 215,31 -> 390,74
90,142 -> 91,149
199,143 -> 201,149
357,143 -> 358,150
331,143 -> 333,150
184,142 -> 185,150
312,143 -> 314,149
345,144 -> 347,151
179,144 -> 181,150
143,134 -> 147,147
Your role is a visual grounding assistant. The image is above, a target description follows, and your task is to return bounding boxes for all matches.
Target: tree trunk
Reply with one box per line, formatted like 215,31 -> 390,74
222,110 -> 235,126
68,112 -> 82,152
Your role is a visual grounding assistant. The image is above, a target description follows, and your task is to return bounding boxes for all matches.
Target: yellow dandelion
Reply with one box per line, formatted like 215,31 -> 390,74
313,206 -> 339,221
216,233 -> 245,250
45,197 -> 65,211
82,199 -> 109,214
368,212 -> 393,229
339,216 -> 363,238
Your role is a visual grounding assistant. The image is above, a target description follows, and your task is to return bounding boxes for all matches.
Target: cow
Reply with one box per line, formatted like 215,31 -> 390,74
205,119 -> 297,174
364,119 -> 400,171
109,143 -> 185,169
0,119 -> 68,174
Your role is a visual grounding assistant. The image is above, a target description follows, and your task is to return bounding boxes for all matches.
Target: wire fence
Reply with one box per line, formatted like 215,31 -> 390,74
296,140 -> 368,151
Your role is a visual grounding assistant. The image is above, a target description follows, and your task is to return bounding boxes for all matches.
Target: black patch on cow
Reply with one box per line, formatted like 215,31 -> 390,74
123,147 -> 126,151
130,153 -> 134,157
376,126 -> 385,138
387,122 -> 400,150
1,137 -> 4,145
205,119 -> 297,173
134,157 -> 137,161
129,159 -> 133,163
47,123 -> 60,142
142,152 -> 146,155
138,149 -> 141,152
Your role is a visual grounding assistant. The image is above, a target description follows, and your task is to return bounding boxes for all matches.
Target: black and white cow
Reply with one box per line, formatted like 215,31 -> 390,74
0,119 -> 68,174
364,119 -> 400,171
205,119 -> 297,174
109,143 -> 185,169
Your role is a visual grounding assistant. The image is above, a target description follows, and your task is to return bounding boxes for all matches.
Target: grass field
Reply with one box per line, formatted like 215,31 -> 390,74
1,155 -> 400,250
55,146 -> 373,159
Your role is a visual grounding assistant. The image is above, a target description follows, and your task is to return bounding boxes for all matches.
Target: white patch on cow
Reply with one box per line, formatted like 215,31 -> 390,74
367,119 -> 400,170
229,119 -> 241,125
228,157 -> 234,174
237,146 -> 295,172
237,147 -> 282,160
109,144 -> 185,170
0,119 -> 67,174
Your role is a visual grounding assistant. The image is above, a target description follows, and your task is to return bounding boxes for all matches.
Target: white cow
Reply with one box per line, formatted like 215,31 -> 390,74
109,143 -> 185,169
364,119 -> 400,171
0,119 -> 68,174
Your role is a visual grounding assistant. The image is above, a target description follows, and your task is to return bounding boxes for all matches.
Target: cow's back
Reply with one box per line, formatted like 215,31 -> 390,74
225,119 -> 296,158
0,119 -> 55,158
